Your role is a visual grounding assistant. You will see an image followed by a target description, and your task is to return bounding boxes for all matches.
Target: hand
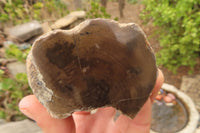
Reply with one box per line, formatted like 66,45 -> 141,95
19,70 -> 164,133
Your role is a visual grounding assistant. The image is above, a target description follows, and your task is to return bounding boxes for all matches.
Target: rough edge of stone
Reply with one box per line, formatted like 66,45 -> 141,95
150,83 -> 199,133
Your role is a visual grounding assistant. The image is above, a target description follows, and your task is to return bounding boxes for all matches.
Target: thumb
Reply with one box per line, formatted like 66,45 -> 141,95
19,95 -> 75,133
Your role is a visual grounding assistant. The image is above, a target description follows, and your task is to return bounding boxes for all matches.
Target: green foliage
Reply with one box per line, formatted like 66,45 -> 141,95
0,71 -> 31,121
43,0 -> 68,18
5,44 -> 30,63
0,44 -> 31,121
141,0 -> 200,73
86,1 -> 111,19
114,17 -> 119,21
0,0 -> 42,24
127,0 -> 138,4
0,0 -> 68,25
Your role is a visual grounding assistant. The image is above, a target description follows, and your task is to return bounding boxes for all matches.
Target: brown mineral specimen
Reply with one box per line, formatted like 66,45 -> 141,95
26,19 -> 157,119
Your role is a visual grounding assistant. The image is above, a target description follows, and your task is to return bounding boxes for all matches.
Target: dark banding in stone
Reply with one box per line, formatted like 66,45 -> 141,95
27,19 -> 157,119
46,42 -> 76,69
81,77 -> 110,107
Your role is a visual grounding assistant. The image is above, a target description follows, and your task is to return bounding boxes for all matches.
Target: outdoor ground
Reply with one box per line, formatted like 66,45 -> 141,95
106,1 -> 200,88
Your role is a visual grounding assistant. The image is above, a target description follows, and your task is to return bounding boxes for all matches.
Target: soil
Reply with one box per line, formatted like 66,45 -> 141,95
106,1 -> 200,88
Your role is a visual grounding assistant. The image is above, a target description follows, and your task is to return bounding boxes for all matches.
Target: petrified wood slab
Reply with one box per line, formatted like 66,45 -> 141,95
26,19 -> 157,119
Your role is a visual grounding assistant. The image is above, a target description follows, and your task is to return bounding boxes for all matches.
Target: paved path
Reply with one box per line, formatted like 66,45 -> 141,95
0,119 -> 42,133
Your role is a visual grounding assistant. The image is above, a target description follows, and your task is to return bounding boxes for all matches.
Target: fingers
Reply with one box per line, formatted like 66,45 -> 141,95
115,99 -> 152,133
115,69 -> 164,133
150,69 -> 164,103
129,98 -> 152,132
18,69 -> 164,133
73,107 -> 121,133
19,95 -> 75,133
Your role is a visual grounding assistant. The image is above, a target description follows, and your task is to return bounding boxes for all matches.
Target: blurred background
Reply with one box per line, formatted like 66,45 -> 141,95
0,0 -> 199,133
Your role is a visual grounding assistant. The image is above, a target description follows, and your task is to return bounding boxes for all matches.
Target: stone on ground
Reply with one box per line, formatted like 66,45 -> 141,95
41,22 -> 52,33
7,62 -> 26,77
51,11 -> 86,29
69,11 -> 86,18
8,20 -> 43,42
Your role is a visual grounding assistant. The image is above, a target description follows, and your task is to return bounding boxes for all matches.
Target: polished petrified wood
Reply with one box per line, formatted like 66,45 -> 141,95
26,19 -> 157,119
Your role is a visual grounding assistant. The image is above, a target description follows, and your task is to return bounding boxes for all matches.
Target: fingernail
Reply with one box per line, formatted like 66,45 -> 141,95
18,97 -> 34,119
19,97 -> 31,109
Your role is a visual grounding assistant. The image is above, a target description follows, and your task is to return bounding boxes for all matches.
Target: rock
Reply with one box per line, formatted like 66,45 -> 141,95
8,20 -> 43,42
51,11 -> 86,29
0,119 -> 41,133
42,22 -> 51,33
26,35 -> 41,45
7,62 -> 26,77
180,75 -> 200,111
69,11 -> 86,18
51,15 -> 77,29
27,19 -> 157,119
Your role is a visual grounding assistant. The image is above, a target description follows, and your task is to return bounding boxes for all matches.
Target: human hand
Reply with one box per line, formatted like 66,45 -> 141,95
19,70 -> 164,133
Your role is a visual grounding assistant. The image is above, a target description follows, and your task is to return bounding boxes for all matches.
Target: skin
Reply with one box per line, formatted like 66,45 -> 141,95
19,69 -> 164,133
